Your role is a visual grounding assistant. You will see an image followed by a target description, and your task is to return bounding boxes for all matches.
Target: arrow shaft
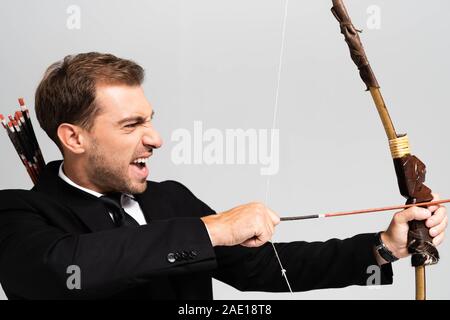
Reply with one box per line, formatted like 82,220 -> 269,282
280,198 -> 450,221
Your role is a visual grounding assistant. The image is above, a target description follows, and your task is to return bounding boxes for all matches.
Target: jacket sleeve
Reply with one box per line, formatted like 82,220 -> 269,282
0,190 -> 216,299
212,234 -> 393,292
160,181 -> 394,293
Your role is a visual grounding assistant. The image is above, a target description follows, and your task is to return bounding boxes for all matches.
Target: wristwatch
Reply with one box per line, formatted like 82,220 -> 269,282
374,232 -> 399,263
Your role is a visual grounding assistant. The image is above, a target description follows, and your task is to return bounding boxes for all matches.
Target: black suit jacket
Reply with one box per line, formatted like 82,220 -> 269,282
0,160 -> 392,299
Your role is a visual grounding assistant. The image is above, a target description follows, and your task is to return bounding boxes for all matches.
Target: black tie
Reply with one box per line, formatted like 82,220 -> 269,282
99,193 -> 140,227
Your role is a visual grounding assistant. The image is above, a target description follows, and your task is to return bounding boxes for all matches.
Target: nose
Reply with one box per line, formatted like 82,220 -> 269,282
142,125 -> 163,150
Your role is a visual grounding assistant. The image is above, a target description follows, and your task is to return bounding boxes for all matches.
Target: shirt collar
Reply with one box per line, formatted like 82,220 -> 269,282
58,162 -> 134,199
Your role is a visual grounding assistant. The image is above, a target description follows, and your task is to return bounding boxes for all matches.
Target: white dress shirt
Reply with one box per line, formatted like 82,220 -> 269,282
58,162 -> 147,226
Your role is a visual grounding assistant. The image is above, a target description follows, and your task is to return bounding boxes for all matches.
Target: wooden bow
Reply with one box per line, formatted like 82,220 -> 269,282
330,0 -> 440,300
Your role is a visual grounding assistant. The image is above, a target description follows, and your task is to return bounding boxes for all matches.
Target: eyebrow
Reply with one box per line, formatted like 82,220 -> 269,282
117,110 -> 155,125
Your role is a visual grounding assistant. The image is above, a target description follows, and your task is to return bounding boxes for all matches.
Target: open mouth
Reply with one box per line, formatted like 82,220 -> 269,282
132,160 -> 147,168
130,157 -> 150,179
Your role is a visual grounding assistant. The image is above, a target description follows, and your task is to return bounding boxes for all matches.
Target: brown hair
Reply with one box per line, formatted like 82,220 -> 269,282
35,52 -> 144,153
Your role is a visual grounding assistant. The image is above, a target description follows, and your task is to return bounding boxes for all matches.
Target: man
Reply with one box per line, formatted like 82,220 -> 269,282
0,52 -> 446,299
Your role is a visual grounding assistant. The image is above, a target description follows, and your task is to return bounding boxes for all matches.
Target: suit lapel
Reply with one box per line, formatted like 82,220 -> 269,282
68,197 -> 116,232
133,185 -> 154,223
134,181 -> 174,222
33,160 -> 116,232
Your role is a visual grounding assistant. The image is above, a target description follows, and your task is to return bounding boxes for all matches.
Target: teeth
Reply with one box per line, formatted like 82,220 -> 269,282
132,157 -> 148,164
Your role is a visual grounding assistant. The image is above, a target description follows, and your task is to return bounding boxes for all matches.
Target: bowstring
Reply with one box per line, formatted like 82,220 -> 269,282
265,0 -> 293,294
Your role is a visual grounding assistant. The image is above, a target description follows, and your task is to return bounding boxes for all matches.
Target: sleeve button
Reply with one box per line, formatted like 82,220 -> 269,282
167,253 -> 176,263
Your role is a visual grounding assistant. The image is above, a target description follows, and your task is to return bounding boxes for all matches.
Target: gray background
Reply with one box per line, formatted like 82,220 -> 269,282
0,0 -> 448,299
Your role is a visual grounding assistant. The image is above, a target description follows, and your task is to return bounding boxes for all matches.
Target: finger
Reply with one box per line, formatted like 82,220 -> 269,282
241,236 -> 262,248
432,193 -> 441,201
432,232 -> 445,246
394,206 -> 431,224
427,193 -> 441,213
426,206 -> 447,228
241,239 -> 257,247
266,220 -> 275,238
247,230 -> 272,247
429,215 -> 448,238
267,218 -> 276,236
266,208 -> 281,225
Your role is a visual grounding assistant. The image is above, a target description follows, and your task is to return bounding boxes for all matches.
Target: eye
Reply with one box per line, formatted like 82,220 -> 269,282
124,122 -> 138,128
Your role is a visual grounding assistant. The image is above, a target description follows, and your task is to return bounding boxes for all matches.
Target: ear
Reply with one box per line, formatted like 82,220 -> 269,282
57,123 -> 86,154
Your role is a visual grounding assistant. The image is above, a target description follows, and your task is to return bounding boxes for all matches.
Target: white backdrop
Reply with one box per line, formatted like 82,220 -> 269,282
0,0 -> 448,299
